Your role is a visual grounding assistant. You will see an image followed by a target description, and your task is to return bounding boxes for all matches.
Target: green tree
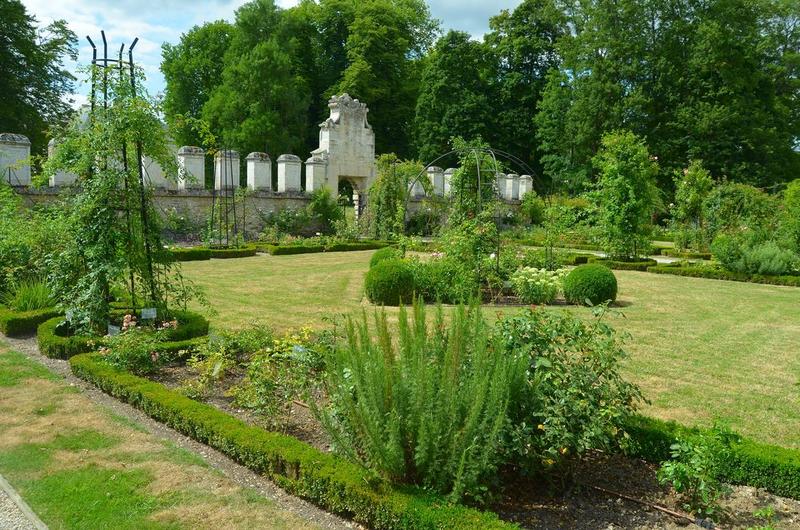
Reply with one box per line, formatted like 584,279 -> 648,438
672,160 -> 714,250
161,21 -> 234,148
202,0 -> 310,162
592,130 -> 659,259
535,0 -> 800,190
485,0 -> 566,179
331,0 -> 437,157
366,154 -> 422,239
0,0 -> 76,155
782,179 -> 800,252
413,31 -> 496,163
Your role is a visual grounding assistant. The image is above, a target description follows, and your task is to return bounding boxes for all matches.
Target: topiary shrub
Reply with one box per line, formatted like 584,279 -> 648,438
563,264 -> 618,305
369,246 -> 401,268
364,259 -> 415,306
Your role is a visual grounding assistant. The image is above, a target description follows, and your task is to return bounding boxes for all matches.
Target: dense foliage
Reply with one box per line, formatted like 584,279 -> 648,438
363,259 -> 415,305
562,264 -> 618,306
320,302 -> 525,502
0,0 -> 77,155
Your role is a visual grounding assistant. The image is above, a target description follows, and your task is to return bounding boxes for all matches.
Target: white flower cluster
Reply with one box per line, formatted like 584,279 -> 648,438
510,267 -> 568,305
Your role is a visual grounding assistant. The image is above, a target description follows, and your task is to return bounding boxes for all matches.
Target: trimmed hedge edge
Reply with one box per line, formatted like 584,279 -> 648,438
69,353 -> 515,530
258,241 -> 393,256
37,309 -> 210,360
647,265 -> 800,287
0,306 -> 62,337
624,415 -> 800,499
588,257 -> 658,272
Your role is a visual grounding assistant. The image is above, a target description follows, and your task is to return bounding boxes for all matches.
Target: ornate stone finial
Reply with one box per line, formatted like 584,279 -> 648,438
0,133 -> 31,145
324,93 -> 371,129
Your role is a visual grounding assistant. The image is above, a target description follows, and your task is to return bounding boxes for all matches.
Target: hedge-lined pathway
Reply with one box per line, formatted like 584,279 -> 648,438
0,334 -> 358,530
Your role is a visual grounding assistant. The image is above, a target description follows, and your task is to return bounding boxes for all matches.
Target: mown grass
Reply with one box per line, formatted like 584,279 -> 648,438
0,346 -> 320,529
181,251 -> 800,449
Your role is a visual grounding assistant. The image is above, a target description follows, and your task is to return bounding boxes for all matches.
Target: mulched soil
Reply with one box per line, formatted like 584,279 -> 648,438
152,363 -> 800,529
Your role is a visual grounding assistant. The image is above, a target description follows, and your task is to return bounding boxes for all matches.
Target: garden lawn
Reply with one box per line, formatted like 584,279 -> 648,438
0,343 -> 319,530
182,251 -> 800,450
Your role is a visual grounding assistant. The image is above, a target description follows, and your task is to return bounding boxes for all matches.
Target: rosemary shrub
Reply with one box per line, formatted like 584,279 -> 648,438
318,300 -> 525,503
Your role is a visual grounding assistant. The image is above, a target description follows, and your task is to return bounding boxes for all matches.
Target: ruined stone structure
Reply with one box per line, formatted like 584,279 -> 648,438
307,94 -> 376,197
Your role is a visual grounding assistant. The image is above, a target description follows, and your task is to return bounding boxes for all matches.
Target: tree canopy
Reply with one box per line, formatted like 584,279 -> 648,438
0,0 -> 77,155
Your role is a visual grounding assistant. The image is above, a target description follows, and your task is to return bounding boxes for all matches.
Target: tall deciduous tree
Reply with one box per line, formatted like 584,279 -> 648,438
201,0 -> 310,160
161,21 -> 234,148
536,0 -> 800,191
485,0 -> 566,181
413,31 -> 496,163
333,0 -> 437,157
592,130 -> 659,259
0,0 -> 76,155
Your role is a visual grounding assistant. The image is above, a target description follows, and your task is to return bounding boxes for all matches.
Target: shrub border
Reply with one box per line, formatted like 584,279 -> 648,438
37,309 -> 210,360
69,353 -> 516,530
647,265 -> 800,287
259,240 -> 392,256
0,306 -> 62,337
624,415 -> 800,499
588,257 -> 658,272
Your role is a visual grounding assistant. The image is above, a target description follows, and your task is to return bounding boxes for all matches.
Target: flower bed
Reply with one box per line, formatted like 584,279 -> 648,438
0,305 -> 61,337
69,352 -> 515,530
37,309 -> 210,360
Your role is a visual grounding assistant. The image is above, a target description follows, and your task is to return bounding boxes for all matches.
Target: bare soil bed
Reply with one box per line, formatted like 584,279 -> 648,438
150,363 -> 800,530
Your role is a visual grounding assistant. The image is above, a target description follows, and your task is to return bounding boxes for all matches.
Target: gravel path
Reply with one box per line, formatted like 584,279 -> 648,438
1,334 -> 359,530
0,474 -> 43,530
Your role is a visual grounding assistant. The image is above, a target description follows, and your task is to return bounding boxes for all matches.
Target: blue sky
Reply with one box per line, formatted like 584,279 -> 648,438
22,0 -> 522,107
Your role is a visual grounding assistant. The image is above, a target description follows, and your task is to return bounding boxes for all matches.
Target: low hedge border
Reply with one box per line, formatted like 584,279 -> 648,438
660,248 -> 712,260
0,306 -> 62,337
624,415 -> 800,499
37,309 -> 210,360
259,240 -> 393,256
168,246 -> 258,261
647,265 -> 800,287
559,253 -> 596,266
169,247 -> 212,261
588,257 -> 658,272
69,353 -> 515,530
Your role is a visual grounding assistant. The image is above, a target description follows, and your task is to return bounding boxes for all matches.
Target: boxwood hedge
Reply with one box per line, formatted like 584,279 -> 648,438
37,309 -> 210,360
260,241 -> 392,256
647,265 -> 800,287
0,306 -> 61,337
168,247 -> 212,261
69,353 -> 516,530
588,257 -> 659,272
624,415 -> 800,499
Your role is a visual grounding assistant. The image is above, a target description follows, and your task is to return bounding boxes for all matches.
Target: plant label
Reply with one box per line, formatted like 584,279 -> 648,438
107,324 -> 121,336
65,310 -> 73,323
141,307 -> 157,320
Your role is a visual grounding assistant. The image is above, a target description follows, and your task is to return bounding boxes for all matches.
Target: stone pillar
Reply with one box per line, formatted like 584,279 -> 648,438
444,168 -> 455,196
177,146 -> 205,190
276,154 -> 301,192
305,155 -> 328,193
519,175 -> 533,198
214,150 -> 240,190
411,178 -> 425,198
144,156 -> 172,189
47,139 -> 77,187
246,152 -> 271,191
427,166 -> 444,196
496,173 -> 507,199
505,173 -> 520,201
0,133 -> 31,186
